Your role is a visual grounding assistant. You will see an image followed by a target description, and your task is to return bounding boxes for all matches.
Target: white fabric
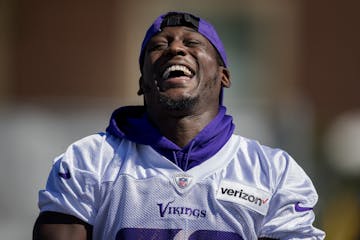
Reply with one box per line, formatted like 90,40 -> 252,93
38,133 -> 325,239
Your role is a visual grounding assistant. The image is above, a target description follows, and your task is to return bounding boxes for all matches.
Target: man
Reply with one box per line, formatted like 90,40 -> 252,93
33,12 -> 325,239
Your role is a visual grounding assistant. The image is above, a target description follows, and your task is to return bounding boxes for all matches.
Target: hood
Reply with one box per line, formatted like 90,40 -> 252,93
106,105 -> 235,171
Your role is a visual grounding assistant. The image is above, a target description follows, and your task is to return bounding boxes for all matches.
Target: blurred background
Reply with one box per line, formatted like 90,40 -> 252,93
0,0 -> 359,239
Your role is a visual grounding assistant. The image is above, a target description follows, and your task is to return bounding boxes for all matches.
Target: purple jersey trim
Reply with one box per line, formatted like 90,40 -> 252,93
295,202 -> 313,212
106,105 -> 235,171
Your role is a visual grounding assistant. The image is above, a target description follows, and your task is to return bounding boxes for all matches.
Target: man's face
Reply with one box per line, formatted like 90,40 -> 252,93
140,26 -> 230,113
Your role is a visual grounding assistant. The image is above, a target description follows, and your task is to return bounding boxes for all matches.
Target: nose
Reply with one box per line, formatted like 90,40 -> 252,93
168,40 -> 186,56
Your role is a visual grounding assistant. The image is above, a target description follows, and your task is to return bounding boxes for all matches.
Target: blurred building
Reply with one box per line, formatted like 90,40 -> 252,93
0,0 -> 359,239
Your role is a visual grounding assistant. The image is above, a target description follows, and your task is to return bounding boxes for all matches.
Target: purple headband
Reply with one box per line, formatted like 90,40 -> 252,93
139,12 -> 228,68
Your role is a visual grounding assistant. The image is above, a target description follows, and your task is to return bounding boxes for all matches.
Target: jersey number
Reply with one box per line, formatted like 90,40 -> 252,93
116,228 -> 243,240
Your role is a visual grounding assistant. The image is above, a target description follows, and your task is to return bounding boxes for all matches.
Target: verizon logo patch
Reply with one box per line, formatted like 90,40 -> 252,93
216,180 -> 271,215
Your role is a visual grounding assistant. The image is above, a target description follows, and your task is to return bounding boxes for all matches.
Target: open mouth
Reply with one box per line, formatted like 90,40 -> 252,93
161,64 -> 194,80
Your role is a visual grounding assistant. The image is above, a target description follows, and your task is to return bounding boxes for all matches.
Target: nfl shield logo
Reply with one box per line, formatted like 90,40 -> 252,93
174,174 -> 193,189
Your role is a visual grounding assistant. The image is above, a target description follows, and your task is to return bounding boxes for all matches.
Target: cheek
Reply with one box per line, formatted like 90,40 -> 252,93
197,49 -> 219,70
199,60 -> 219,82
147,50 -> 164,65
197,52 -> 222,88
142,58 -> 157,79
143,51 -> 161,69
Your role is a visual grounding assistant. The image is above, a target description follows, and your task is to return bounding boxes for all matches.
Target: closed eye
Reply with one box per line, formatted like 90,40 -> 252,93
184,39 -> 201,47
148,41 -> 168,51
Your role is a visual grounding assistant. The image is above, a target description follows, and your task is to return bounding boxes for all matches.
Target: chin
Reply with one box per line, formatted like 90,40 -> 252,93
158,95 -> 199,111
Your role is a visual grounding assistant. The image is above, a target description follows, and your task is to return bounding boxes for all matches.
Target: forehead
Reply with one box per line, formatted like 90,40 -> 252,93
151,26 -> 209,40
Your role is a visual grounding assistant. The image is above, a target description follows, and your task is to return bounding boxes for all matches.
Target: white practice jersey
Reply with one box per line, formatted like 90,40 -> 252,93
38,133 -> 325,239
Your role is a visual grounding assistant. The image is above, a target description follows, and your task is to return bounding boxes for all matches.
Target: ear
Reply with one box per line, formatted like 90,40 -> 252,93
220,67 -> 231,88
137,76 -> 144,95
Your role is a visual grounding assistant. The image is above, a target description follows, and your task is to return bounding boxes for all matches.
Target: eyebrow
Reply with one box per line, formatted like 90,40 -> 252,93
149,27 -> 208,45
182,27 -> 197,33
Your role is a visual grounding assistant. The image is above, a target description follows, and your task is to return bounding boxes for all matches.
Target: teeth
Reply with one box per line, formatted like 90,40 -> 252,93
162,65 -> 192,79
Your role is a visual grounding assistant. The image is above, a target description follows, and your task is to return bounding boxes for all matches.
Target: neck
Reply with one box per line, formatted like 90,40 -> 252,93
147,107 -> 219,148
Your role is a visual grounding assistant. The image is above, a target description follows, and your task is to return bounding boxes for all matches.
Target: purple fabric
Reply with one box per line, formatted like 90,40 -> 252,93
106,106 -> 235,171
139,11 -> 228,67
116,228 -> 243,239
116,228 -> 181,240
294,202 -> 313,212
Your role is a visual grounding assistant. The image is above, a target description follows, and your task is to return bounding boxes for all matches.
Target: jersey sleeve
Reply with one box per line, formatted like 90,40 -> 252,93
259,151 -> 325,239
38,134 -> 104,225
